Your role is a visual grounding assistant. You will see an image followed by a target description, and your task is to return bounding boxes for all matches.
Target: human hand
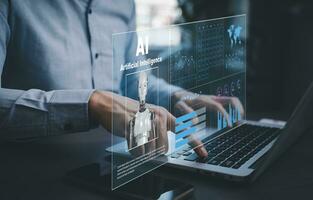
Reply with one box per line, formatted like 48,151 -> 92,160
172,90 -> 245,157
88,91 -> 175,156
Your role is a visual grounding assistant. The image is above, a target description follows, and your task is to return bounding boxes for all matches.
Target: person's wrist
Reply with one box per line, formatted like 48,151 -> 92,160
88,90 -> 113,130
88,90 -> 103,128
172,90 -> 195,103
89,90 -> 101,121
171,90 -> 200,111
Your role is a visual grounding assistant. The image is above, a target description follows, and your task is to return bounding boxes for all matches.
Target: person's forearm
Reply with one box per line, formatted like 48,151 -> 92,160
0,88 -> 94,140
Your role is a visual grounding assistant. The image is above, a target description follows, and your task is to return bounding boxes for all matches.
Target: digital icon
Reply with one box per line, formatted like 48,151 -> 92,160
216,87 -> 223,96
230,81 -> 236,96
223,84 -> 229,96
237,79 -> 241,94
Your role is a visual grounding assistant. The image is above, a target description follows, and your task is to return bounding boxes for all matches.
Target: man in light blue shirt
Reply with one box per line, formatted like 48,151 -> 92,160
0,0 -> 242,157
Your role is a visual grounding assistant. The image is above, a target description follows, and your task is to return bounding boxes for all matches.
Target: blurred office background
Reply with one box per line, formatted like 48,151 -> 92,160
134,0 -> 313,121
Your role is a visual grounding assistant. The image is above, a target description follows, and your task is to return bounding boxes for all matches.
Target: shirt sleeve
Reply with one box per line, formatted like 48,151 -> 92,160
0,2 -> 95,140
121,0 -> 181,109
0,89 -> 95,139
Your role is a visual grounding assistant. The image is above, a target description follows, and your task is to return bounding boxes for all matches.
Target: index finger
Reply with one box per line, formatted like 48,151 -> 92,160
187,135 -> 208,158
212,96 -> 244,117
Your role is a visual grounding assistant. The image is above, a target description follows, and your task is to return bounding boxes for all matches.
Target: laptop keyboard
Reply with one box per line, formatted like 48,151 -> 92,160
171,124 -> 281,169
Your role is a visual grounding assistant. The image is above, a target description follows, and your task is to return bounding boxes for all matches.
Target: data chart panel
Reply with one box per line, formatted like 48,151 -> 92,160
111,15 -> 246,190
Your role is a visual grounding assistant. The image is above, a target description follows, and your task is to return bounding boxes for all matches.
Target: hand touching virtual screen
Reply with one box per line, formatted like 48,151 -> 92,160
169,90 -> 244,157
172,90 -> 244,127
88,72 -> 175,156
89,73 -> 244,159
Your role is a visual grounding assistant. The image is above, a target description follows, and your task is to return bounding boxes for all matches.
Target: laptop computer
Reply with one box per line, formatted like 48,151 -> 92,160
166,80 -> 313,182
107,80 -> 313,183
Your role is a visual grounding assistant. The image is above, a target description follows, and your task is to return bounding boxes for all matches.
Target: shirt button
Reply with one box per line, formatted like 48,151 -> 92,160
95,53 -> 99,59
88,9 -> 92,14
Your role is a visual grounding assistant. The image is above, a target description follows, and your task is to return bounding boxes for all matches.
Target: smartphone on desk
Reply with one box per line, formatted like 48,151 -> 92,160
66,163 -> 194,200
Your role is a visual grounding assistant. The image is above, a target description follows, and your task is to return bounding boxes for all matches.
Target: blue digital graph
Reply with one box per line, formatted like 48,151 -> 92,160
175,107 -> 207,149
217,104 -> 242,130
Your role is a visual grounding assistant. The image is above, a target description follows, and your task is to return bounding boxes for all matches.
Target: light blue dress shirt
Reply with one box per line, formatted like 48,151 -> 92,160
0,0 -> 177,139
